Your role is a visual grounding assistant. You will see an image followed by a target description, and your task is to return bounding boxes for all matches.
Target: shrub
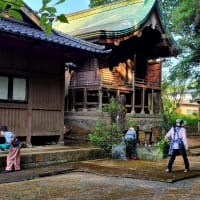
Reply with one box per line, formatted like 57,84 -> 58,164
89,96 -> 136,155
154,139 -> 170,157
89,121 -> 122,154
163,112 -> 198,130
89,118 -> 136,155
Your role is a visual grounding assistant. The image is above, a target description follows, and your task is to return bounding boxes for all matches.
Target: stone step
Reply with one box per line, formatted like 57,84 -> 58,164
0,145 -> 107,171
189,148 -> 200,156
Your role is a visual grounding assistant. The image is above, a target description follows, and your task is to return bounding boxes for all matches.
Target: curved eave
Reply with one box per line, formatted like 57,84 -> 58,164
55,0 -> 178,56
74,15 -> 150,40
55,0 -> 156,38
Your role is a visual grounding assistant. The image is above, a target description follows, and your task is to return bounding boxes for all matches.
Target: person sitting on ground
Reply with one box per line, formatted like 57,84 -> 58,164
0,125 -> 21,173
165,119 -> 190,173
124,127 -> 137,160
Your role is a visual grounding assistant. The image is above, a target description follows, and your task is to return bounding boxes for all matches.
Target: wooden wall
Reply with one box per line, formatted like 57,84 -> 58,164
146,62 -> 161,87
70,58 -> 100,88
0,35 -> 65,141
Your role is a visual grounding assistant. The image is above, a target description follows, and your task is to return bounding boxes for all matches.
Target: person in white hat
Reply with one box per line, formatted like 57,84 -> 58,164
165,119 -> 190,173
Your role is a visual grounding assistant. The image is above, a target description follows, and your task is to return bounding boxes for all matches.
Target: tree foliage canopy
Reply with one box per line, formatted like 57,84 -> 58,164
0,0 -> 68,33
161,0 -> 199,129
161,0 -> 200,97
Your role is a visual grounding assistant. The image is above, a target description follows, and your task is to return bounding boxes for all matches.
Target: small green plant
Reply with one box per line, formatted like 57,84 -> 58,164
89,121 -> 123,154
154,139 -> 170,157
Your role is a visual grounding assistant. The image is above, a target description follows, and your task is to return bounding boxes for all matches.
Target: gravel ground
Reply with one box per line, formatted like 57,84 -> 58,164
1,172 -> 200,200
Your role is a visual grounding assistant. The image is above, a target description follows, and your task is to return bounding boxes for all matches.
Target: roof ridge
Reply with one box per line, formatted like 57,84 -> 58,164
66,0 -> 143,20
21,2 -> 44,31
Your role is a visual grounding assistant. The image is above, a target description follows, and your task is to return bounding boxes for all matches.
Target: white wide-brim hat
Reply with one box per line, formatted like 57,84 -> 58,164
176,119 -> 187,127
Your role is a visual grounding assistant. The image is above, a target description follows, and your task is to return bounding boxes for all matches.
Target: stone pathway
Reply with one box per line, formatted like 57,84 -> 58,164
1,171 -> 200,200
0,154 -> 200,184
0,136 -> 200,199
0,136 -> 199,185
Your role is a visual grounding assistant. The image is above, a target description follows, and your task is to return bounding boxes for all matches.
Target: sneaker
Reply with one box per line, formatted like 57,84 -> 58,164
2,170 -> 12,173
184,169 -> 190,173
166,169 -> 172,173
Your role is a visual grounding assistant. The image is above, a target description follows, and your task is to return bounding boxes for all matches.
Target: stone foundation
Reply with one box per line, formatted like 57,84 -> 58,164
65,111 -> 163,143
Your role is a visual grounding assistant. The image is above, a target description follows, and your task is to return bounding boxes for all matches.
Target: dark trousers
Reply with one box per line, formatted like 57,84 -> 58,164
167,149 -> 189,170
125,139 -> 136,159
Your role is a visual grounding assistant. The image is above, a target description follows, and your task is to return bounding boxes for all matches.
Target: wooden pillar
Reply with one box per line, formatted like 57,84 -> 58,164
71,89 -> 75,112
65,70 -> 70,112
83,87 -> 87,112
59,61 -> 65,142
141,87 -> 145,114
131,69 -> 135,114
117,89 -> 120,97
27,77 -> 32,144
26,48 -> 32,144
98,87 -> 102,110
150,89 -> 154,114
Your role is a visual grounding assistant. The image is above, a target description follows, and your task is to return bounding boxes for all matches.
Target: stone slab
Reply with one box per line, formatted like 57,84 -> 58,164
0,145 -> 107,170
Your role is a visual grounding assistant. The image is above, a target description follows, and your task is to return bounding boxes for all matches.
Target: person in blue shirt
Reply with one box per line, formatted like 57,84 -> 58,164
0,125 -> 21,173
124,127 -> 137,160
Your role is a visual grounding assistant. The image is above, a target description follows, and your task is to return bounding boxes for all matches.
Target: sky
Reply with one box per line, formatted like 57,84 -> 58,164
24,0 -> 90,14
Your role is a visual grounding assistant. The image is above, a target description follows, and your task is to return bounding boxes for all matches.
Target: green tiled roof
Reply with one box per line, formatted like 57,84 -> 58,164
55,0 -> 157,38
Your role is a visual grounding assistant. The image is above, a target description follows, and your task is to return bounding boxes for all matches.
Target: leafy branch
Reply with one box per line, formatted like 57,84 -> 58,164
0,0 -> 68,33
38,0 -> 68,33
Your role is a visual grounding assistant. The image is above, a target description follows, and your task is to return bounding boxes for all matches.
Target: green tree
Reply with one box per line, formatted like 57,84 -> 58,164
0,0 -> 68,33
162,77 -> 180,128
160,0 -> 200,97
162,76 -> 198,130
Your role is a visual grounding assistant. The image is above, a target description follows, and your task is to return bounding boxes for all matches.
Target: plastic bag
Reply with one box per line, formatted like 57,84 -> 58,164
0,143 -> 11,151
111,140 -> 127,160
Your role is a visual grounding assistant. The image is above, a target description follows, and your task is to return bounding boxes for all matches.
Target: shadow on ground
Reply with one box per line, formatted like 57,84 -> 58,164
1,158 -> 200,184
73,159 -> 200,183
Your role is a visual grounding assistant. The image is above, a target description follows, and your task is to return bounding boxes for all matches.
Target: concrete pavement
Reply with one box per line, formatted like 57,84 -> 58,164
0,136 -> 200,184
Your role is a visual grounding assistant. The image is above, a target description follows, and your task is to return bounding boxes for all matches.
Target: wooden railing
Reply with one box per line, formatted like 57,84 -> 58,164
70,79 -> 101,88
135,78 -> 161,88
70,78 -> 160,89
